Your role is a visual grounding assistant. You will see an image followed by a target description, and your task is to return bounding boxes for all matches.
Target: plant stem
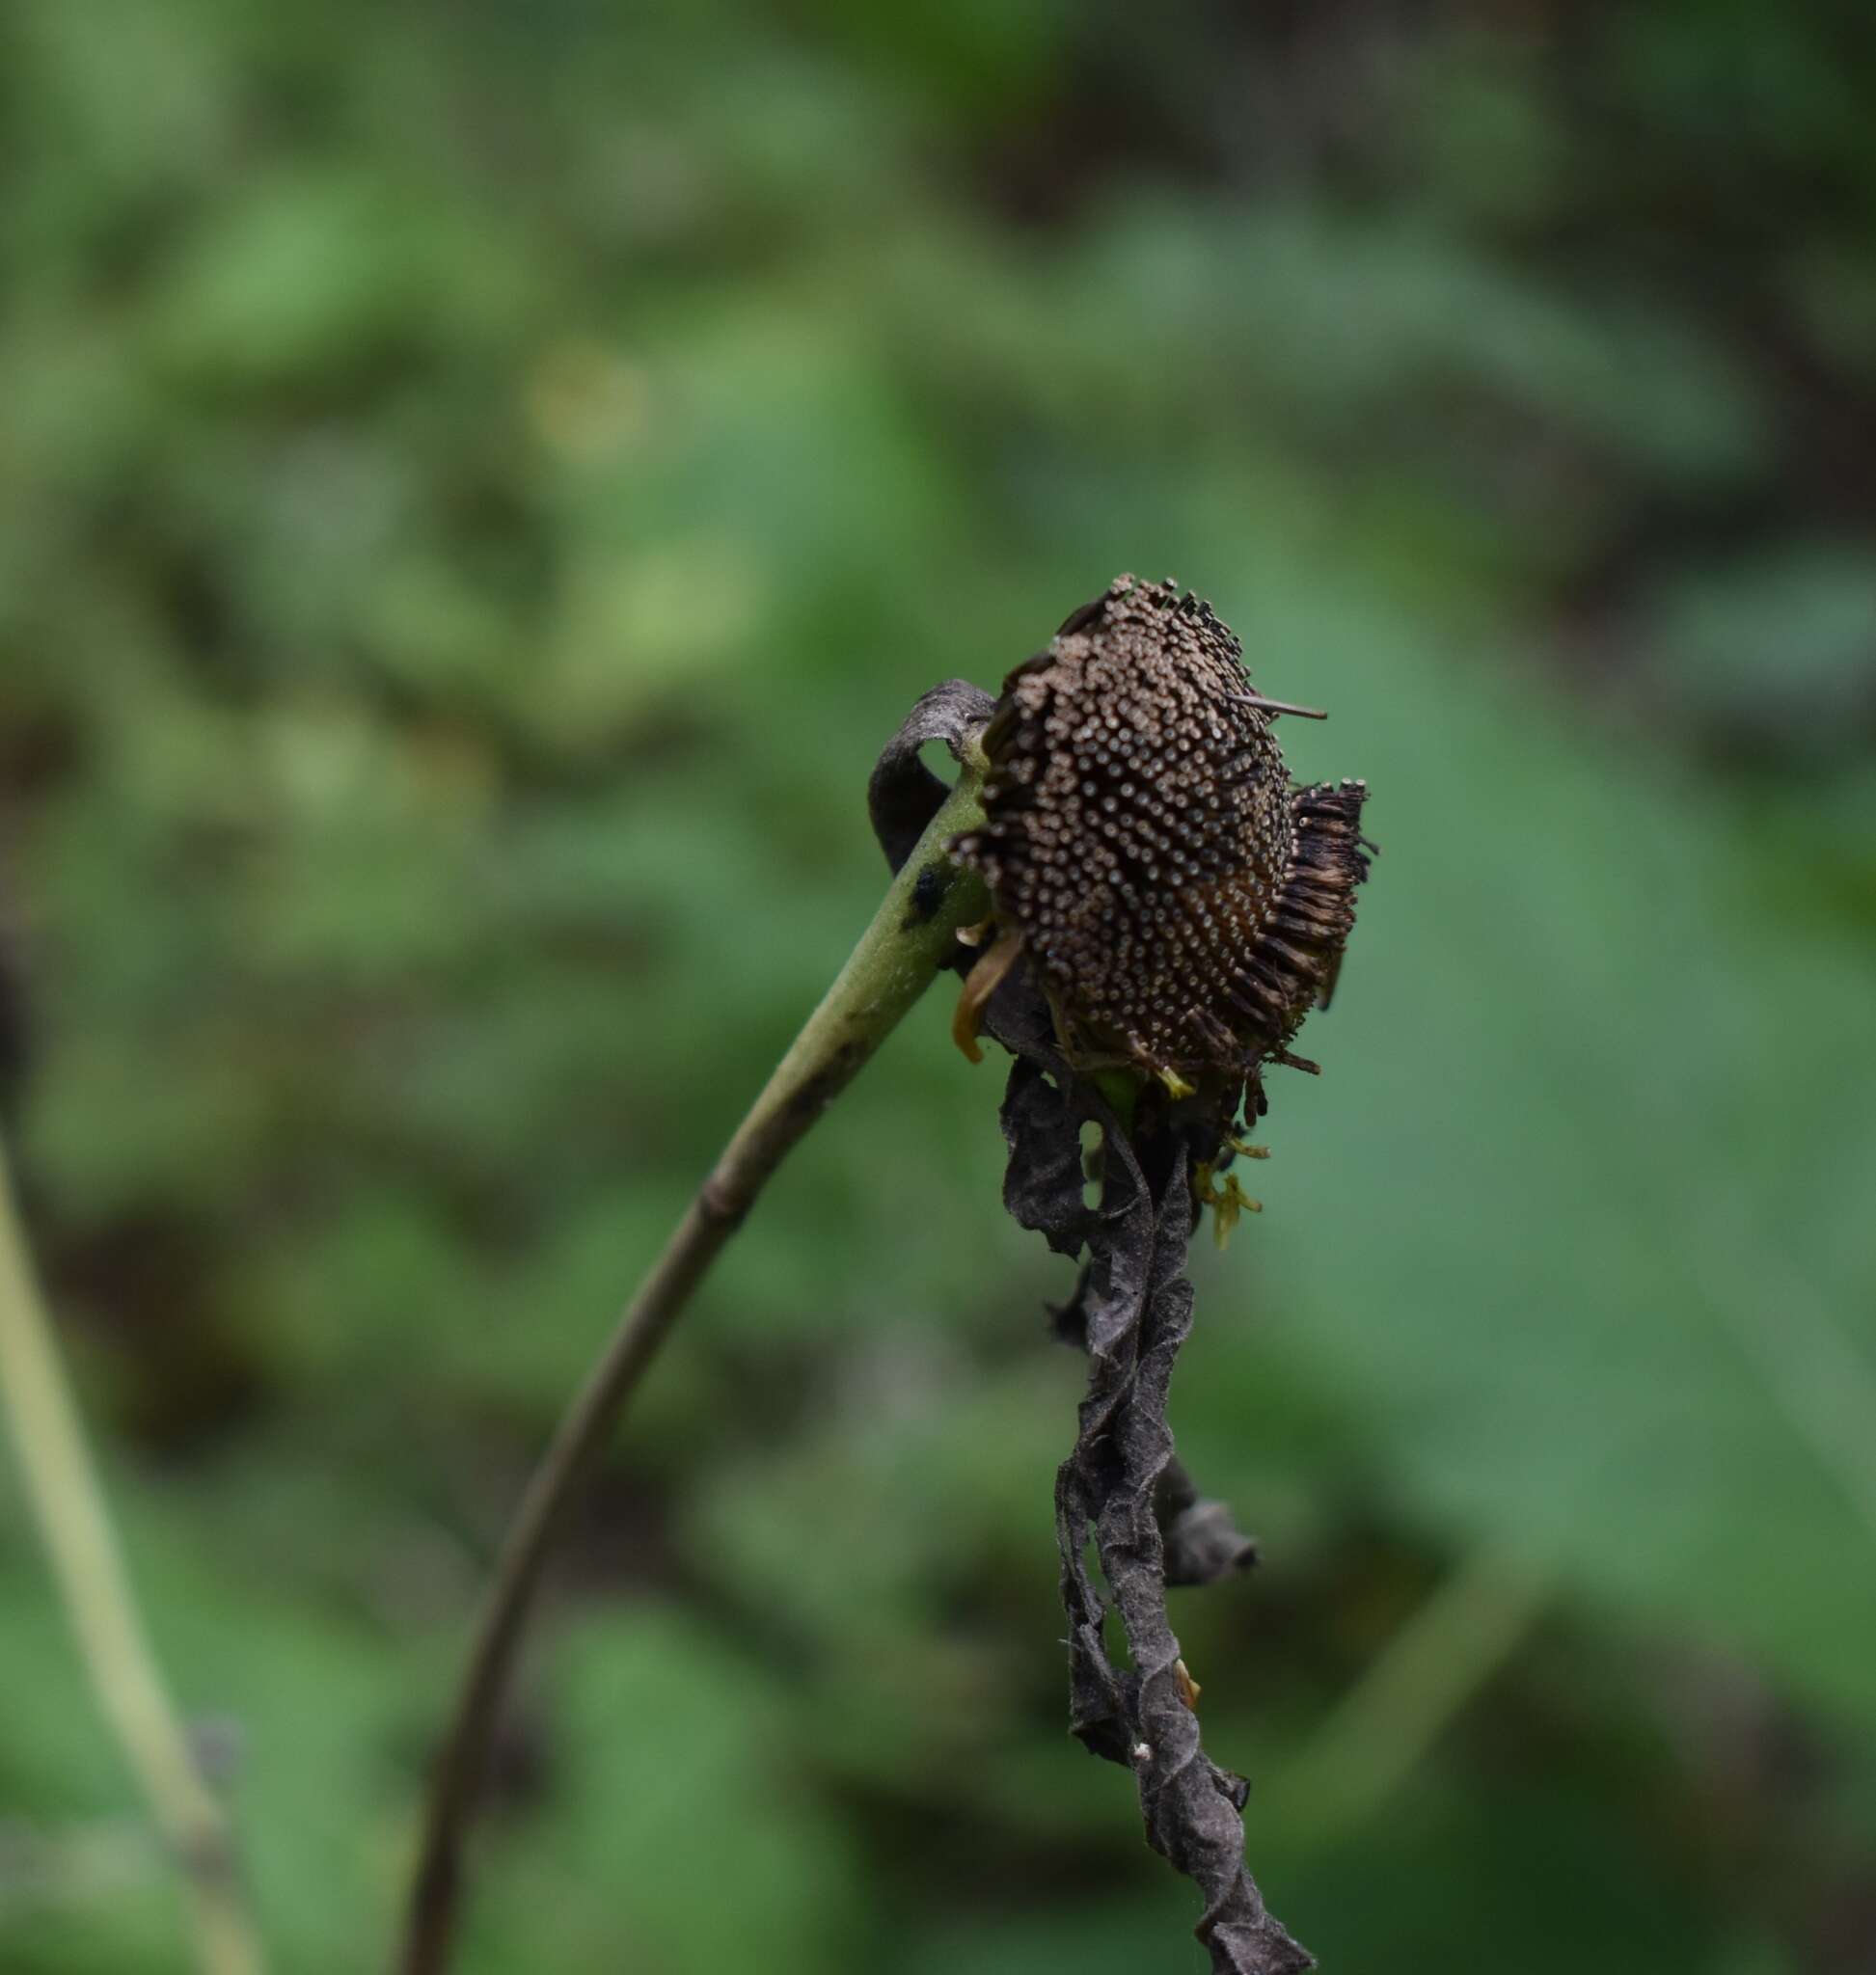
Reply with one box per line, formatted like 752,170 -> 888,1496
0,1147 -> 268,1975
396,762 -> 991,1975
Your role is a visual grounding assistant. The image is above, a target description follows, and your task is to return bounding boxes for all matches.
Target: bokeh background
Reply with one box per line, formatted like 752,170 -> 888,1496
4,3 -> 1875,1970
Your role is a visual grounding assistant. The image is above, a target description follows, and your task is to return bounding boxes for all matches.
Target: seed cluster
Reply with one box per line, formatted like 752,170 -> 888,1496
953,574 -> 1369,1082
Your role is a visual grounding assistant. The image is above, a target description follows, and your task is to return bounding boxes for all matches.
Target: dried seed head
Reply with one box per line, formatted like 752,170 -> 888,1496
952,574 -> 1371,1086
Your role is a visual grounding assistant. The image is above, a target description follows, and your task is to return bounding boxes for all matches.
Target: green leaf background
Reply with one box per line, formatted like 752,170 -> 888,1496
3,2 -> 1873,1969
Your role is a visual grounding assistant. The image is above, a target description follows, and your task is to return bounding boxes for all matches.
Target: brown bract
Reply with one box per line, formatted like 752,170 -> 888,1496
952,574 -> 1370,1089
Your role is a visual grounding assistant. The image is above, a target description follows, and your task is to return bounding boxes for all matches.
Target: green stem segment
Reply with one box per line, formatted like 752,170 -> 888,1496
0,1148 -> 268,1975
397,763 -> 991,1975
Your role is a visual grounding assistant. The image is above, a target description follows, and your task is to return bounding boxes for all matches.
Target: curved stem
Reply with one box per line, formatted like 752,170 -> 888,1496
396,764 -> 990,1975
0,1148 -> 268,1975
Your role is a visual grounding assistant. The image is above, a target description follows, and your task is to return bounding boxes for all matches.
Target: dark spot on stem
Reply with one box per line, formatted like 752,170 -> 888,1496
782,1039 -> 864,1132
900,862 -> 951,931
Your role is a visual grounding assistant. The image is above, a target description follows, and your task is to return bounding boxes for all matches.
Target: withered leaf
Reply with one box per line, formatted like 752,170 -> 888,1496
997,1052 -> 1310,1975
866,678 -> 998,879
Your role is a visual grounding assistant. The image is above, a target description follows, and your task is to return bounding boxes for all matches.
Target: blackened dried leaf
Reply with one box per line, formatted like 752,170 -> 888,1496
867,678 -> 998,878
994,1047 -> 1309,1974
1157,1460 -> 1262,1589
1054,1128 -> 1311,1975
999,1056 -> 1101,1263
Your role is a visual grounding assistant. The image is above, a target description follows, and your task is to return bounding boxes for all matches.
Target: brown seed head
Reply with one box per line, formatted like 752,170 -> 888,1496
953,574 -> 1370,1085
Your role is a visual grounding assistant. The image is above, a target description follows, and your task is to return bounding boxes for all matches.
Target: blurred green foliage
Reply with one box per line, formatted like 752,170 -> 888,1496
3,2 -> 1875,1970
